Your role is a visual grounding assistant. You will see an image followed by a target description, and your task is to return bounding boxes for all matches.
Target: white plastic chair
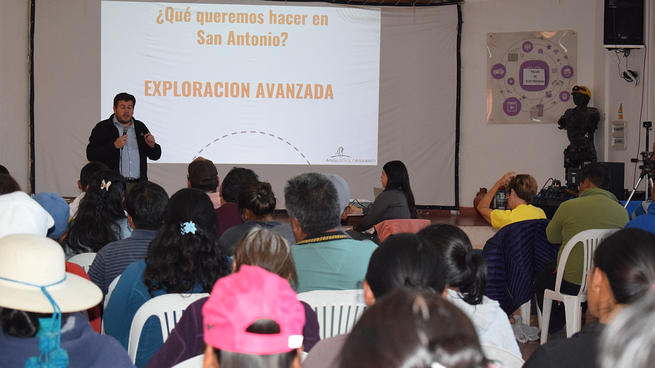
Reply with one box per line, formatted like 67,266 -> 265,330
171,355 -> 203,368
127,293 -> 209,363
68,252 -> 97,272
540,228 -> 618,344
101,274 -> 121,334
297,289 -> 367,339
481,344 -> 524,368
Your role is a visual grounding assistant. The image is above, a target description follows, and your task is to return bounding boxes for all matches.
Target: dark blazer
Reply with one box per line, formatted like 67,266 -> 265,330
86,115 -> 161,180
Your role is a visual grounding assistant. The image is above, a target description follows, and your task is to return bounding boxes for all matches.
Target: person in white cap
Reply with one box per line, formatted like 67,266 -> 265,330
0,234 -> 134,367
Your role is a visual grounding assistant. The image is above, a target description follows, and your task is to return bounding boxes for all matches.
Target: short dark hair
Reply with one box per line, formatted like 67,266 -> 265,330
366,233 -> 446,299
506,174 -> 538,204
113,92 -> 136,107
581,162 -> 610,190
221,167 -> 259,204
125,181 -> 169,230
80,161 -> 109,190
284,173 -> 341,235
341,288 -> 488,368
0,165 -> 9,175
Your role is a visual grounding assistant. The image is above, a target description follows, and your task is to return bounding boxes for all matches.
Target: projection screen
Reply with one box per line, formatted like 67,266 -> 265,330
34,0 -> 460,208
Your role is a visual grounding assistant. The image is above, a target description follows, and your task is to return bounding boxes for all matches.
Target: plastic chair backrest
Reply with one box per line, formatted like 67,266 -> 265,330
374,219 -> 431,243
171,355 -> 203,368
481,344 -> 524,368
68,252 -> 97,272
553,228 -> 619,296
127,293 -> 209,363
297,289 -> 367,339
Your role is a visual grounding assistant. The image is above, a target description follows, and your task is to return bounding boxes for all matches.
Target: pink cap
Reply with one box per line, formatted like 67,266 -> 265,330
202,265 -> 305,355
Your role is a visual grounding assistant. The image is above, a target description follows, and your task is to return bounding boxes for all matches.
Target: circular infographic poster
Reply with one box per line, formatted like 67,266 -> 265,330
487,31 -> 577,124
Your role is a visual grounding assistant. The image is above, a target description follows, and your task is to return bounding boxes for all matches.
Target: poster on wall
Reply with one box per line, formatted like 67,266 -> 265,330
487,31 -> 577,124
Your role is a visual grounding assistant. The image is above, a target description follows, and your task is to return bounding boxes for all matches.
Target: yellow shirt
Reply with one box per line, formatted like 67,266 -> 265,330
490,204 -> 547,229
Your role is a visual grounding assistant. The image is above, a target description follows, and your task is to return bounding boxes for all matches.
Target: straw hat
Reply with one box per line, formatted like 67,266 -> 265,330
0,234 -> 102,313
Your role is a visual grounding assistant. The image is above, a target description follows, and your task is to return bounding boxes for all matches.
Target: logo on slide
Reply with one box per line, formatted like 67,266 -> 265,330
331,147 -> 350,158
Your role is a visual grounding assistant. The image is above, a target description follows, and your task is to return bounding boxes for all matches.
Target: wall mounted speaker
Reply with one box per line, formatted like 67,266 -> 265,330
603,0 -> 644,48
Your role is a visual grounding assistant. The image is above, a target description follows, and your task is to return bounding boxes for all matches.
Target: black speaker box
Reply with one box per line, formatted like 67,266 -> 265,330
597,162 -> 625,200
603,0 -> 644,48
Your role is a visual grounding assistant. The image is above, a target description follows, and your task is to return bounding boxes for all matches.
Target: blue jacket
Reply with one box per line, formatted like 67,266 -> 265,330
483,219 -> 559,314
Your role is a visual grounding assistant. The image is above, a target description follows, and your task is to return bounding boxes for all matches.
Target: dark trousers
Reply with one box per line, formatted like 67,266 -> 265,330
534,260 -> 586,334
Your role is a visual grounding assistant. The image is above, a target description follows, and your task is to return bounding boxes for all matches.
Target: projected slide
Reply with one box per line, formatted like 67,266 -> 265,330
101,2 -> 381,165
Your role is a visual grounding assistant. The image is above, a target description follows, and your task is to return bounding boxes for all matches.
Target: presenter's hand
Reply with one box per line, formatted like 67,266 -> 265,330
114,135 -> 127,149
144,133 -> 156,148
348,204 -> 363,214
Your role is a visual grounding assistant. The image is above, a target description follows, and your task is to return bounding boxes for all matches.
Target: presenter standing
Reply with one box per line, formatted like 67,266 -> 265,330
86,92 -> 161,184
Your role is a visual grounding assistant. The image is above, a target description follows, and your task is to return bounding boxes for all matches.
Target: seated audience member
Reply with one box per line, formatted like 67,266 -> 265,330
216,167 -> 259,237
272,173 -> 351,244
186,157 -> 220,208
0,191 -> 102,332
148,227 -> 320,368
286,173 -> 377,292
69,161 -> 110,218
88,181 -> 169,295
476,171 -> 546,228
349,160 -> 416,233
0,191 -> 54,238
201,265 -> 305,368
624,181 -> 655,235
62,170 -> 131,258
599,284 -> 655,368
104,188 -> 230,368
534,163 -> 628,335
33,192 -> 70,241
419,224 -> 521,357
303,233 -> 446,368
340,288 -> 489,368
0,173 -> 21,194
525,228 -> 655,368
0,234 -> 133,368
218,181 -> 281,256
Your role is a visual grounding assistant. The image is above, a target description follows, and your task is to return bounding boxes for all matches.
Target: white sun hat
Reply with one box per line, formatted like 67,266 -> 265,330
0,234 -> 102,313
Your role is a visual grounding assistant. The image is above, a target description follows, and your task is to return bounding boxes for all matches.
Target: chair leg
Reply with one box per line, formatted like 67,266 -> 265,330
563,297 -> 581,338
519,301 -> 531,326
540,297 -> 552,345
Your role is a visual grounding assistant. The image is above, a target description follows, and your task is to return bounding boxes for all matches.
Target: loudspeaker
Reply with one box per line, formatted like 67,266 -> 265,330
603,0 -> 644,48
598,162 -> 625,200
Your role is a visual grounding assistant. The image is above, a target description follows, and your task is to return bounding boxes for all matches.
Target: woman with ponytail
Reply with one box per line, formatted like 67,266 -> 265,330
62,169 -> 130,257
218,181 -> 281,256
104,188 -> 231,368
419,224 -> 520,357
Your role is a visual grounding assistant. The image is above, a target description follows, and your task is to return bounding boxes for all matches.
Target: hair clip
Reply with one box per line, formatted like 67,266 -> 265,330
431,362 -> 446,368
181,221 -> 197,235
100,180 -> 112,191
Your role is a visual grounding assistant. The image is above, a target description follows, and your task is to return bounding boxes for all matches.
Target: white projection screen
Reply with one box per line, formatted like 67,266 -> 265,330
34,0 -> 460,208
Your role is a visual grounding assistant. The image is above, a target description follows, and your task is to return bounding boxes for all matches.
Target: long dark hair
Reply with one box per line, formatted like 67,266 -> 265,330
340,288 -> 488,368
366,233 -> 446,298
0,308 -> 70,338
143,188 -> 230,295
382,160 -> 416,218
594,228 -> 655,305
419,224 -> 487,305
63,170 -> 126,253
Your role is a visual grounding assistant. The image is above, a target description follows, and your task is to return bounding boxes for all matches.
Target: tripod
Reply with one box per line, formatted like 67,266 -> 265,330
625,121 -> 653,209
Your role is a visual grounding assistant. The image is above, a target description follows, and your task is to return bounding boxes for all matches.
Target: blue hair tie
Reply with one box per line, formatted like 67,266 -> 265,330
181,221 -> 197,235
